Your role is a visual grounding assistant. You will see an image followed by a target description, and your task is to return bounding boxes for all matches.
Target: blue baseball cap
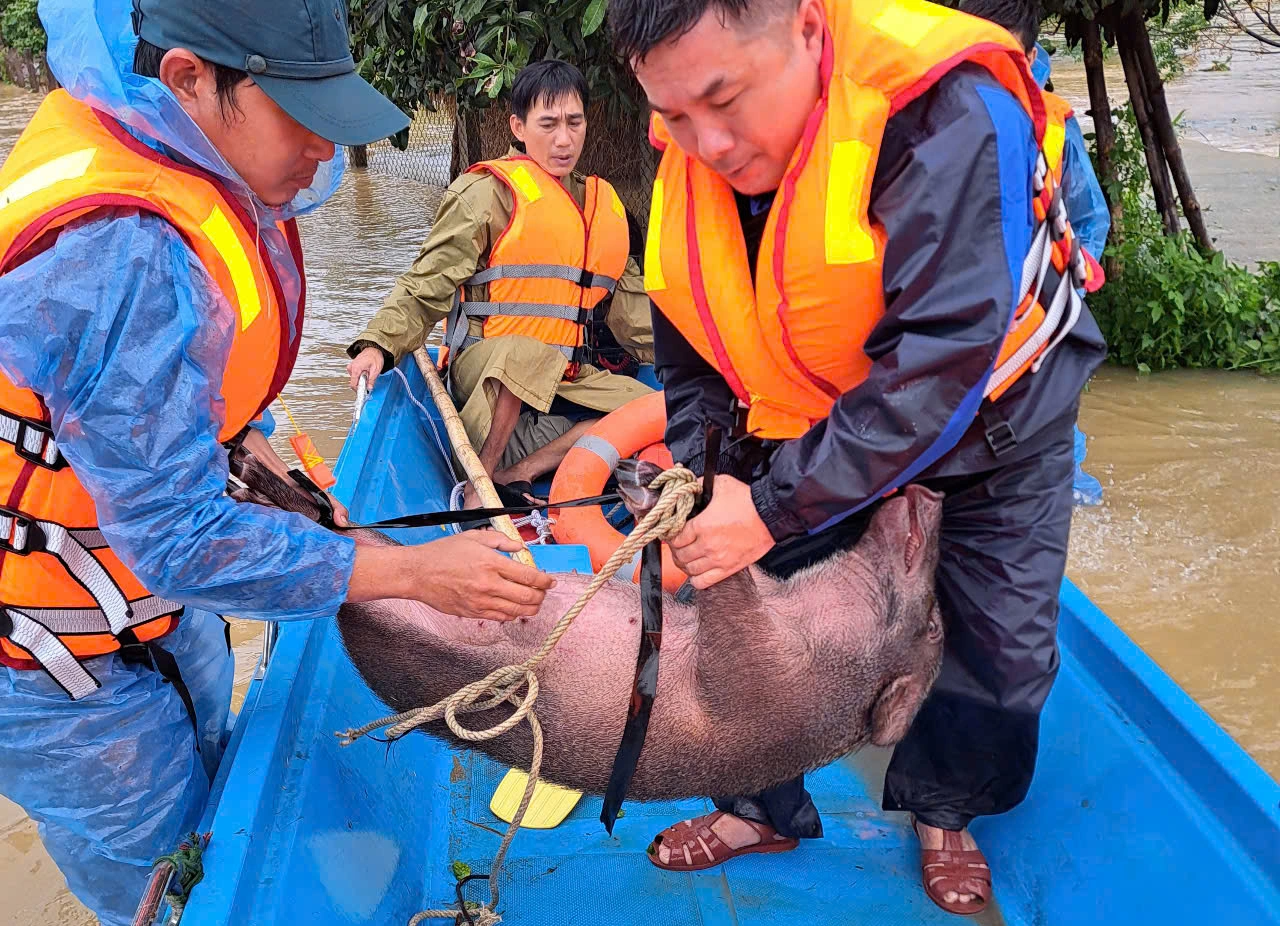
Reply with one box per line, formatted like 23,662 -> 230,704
131,0 -> 409,146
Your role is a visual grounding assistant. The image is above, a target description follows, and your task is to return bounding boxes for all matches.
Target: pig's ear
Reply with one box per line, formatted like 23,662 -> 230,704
870,675 -> 925,746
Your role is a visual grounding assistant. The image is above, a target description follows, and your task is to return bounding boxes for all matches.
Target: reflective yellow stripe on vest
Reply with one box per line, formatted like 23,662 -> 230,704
200,204 -> 263,331
0,148 -> 96,211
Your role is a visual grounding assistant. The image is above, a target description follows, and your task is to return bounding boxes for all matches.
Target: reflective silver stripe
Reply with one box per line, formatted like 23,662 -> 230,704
572,433 -> 621,472
0,513 -> 104,555
5,609 -> 100,699
1018,221 -> 1051,305
456,301 -> 584,321
1034,283 -> 1085,375
40,523 -> 133,635
458,334 -> 575,361
466,264 -> 620,293
14,594 -> 183,635
986,265 -> 1073,398
0,412 -> 60,467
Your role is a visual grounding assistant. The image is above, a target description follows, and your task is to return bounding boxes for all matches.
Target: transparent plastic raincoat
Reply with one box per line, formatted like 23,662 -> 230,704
0,2 -> 354,922
1034,42 -> 1108,506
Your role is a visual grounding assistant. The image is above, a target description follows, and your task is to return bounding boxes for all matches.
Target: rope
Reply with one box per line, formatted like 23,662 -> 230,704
336,466 -> 700,926
152,831 -> 208,919
276,394 -> 305,434
394,366 -> 461,484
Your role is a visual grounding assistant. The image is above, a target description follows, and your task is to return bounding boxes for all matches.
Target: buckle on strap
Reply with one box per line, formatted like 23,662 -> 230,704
0,506 -> 44,554
0,415 -> 66,471
981,403 -> 1018,458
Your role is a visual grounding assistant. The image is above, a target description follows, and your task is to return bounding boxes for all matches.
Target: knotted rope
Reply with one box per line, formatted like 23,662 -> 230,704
336,466 -> 701,926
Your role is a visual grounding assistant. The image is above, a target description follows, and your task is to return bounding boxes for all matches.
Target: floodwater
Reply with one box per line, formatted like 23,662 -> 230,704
1,36 -> 1278,923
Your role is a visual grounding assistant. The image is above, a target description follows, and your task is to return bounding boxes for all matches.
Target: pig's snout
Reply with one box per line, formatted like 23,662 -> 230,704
615,458 -> 666,519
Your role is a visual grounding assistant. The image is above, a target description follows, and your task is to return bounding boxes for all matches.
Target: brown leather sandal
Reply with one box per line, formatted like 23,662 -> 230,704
913,818 -> 992,916
646,811 -> 799,872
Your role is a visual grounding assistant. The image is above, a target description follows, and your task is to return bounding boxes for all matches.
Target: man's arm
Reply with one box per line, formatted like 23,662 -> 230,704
751,67 -> 1038,541
348,181 -> 494,368
0,210 -> 357,621
1,210 -> 553,624
604,257 -> 656,364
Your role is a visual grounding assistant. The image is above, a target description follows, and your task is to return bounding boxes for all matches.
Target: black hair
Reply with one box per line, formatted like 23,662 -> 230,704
607,0 -> 795,64
960,0 -> 1041,53
509,60 -> 590,122
132,38 -> 250,118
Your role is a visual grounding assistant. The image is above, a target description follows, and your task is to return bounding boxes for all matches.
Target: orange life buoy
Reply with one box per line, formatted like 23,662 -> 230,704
548,391 -> 687,592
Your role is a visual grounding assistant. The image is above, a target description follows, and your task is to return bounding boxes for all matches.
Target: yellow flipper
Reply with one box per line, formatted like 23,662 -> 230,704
489,769 -> 581,829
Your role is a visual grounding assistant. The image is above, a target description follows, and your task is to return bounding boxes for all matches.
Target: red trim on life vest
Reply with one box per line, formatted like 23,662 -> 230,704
772,22 -> 842,402
268,218 -> 307,413
1,193 -> 164,272
648,117 -> 667,152
684,169 -> 748,405
1082,246 -> 1106,293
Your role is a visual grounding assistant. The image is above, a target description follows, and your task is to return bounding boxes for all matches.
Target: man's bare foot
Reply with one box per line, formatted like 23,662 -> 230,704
913,818 -> 990,913
647,810 -> 798,871
461,483 -> 481,510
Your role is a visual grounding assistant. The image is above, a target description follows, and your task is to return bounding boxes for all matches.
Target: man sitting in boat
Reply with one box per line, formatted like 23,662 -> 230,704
0,2 -> 554,924
608,0 -> 1106,915
347,61 -> 655,507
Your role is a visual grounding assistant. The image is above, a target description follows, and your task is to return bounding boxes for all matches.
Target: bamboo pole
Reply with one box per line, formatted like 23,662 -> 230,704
412,348 -> 536,567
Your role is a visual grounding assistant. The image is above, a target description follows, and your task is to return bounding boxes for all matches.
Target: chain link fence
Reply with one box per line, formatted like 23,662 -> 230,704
352,97 -> 657,237
352,100 -> 456,191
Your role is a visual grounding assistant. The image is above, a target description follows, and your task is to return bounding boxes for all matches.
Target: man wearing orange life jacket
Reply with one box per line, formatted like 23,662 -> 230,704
609,0 -> 1107,914
0,2 -> 553,923
346,61 -> 654,509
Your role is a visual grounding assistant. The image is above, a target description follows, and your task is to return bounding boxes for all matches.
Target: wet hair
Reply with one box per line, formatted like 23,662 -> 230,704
510,60 -> 589,122
132,38 -> 250,119
961,0 -> 1041,53
608,0 -> 798,64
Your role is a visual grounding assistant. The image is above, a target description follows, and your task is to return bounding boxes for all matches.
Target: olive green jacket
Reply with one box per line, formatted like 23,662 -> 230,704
348,151 -> 654,368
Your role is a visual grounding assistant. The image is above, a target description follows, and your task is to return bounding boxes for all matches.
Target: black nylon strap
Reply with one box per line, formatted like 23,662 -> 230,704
285,468 -> 621,532
600,424 -> 721,832
600,533 -> 663,835
117,628 -> 200,750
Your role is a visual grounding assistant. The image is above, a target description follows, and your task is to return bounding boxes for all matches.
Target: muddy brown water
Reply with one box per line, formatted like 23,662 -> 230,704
1,41 -> 1277,922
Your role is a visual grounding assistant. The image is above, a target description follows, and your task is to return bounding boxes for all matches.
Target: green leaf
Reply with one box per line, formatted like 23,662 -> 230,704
581,0 -> 606,37
451,861 -> 472,881
413,4 -> 430,34
1246,339 -> 1262,351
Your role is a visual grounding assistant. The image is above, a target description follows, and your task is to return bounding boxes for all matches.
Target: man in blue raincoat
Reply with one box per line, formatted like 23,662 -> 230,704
962,0 -> 1111,505
0,2 -> 554,923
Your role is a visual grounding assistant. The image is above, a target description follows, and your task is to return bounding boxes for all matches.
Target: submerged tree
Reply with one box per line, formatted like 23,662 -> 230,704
1047,0 -> 1221,251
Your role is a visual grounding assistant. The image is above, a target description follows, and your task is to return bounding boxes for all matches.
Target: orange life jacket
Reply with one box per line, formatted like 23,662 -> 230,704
0,90 -> 305,698
443,156 -> 630,376
644,0 -> 1104,441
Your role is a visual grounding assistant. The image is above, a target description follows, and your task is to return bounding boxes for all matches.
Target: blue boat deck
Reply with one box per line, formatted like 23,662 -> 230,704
181,357 -> 1280,926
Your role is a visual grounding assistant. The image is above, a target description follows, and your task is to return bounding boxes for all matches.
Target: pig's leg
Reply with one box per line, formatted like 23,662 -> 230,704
649,571 -> 808,867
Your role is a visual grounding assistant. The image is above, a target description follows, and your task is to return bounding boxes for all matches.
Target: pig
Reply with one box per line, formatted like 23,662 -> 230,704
228,451 -> 946,801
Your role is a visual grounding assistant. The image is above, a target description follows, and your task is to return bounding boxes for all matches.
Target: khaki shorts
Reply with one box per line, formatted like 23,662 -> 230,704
448,333 -> 654,471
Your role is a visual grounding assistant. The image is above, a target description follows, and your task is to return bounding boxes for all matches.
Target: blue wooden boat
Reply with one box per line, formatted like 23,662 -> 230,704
179,354 -> 1280,926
